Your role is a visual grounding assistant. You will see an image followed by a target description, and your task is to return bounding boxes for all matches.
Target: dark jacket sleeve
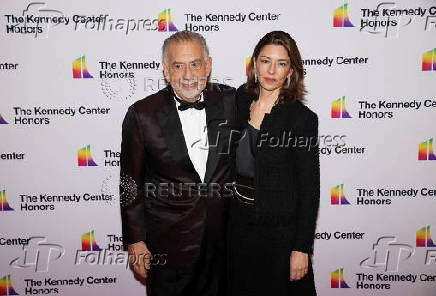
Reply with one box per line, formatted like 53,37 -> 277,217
119,106 -> 147,245
235,84 -> 250,129
292,110 -> 320,254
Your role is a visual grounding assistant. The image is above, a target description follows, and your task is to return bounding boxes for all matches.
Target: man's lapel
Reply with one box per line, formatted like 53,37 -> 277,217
203,87 -> 225,183
154,86 -> 202,183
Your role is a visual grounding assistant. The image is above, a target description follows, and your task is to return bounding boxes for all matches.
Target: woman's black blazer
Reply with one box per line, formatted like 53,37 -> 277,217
235,84 -> 320,254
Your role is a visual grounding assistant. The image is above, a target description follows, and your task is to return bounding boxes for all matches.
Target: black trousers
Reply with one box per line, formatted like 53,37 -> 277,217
146,228 -> 226,296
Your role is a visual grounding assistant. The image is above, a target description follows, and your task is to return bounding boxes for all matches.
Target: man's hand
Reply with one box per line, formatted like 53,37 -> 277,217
289,250 -> 308,281
128,241 -> 151,279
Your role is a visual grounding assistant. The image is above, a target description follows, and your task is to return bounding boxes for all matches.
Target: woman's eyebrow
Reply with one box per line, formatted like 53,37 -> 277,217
259,55 -> 289,62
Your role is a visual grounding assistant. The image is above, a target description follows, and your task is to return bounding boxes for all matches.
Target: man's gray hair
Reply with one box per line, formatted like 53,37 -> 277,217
162,30 -> 209,63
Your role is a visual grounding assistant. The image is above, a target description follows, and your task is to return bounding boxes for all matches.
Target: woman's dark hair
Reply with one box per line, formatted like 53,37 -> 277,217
245,31 -> 307,103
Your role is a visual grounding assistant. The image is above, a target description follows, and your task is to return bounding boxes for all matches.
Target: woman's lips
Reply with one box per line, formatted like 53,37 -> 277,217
263,77 -> 276,83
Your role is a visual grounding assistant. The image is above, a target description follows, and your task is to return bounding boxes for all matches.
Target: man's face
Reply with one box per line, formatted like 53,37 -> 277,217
163,40 -> 212,101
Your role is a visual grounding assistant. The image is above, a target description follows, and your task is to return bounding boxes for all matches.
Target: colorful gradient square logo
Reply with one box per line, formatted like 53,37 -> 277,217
0,189 -> 14,211
331,96 -> 351,118
422,48 -> 436,71
418,138 -> 436,160
77,145 -> 98,166
331,184 -> 350,205
245,57 -> 251,76
416,225 -> 436,247
0,113 -> 8,124
81,230 -> 102,251
158,9 -> 178,32
333,3 -> 354,27
72,56 -> 93,79
0,274 -> 19,295
331,268 -> 350,288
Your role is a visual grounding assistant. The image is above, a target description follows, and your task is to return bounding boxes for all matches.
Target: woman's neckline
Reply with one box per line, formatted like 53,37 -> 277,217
247,122 -> 260,131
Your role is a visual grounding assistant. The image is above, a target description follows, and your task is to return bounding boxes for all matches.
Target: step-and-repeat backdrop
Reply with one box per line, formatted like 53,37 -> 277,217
1,0 -> 435,295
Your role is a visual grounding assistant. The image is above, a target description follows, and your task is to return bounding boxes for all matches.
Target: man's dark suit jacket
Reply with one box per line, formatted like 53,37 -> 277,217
120,83 -> 237,268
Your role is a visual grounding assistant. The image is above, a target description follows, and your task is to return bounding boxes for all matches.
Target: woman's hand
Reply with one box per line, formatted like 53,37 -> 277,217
289,250 -> 308,281
128,241 -> 151,279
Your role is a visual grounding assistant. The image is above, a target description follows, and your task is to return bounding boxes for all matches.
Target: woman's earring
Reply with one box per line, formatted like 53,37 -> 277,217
285,76 -> 290,87
254,70 -> 258,83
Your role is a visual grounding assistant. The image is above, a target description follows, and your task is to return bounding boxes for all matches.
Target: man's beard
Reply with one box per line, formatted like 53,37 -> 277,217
173,78 -> 207,100
178,86 -> 202,99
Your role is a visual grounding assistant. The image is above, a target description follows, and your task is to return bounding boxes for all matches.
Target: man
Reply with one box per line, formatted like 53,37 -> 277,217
119,31 -> 237,296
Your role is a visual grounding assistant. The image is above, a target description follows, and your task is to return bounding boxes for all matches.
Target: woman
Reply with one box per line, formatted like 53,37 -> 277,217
228,31 -> 319,295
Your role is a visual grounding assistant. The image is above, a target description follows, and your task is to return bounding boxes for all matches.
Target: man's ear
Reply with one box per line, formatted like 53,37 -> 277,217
206,56 -> 212,77
163,62 -> 170,82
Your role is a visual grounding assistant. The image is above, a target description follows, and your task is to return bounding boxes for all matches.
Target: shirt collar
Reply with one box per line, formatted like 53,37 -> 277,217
173,92 -> 204,106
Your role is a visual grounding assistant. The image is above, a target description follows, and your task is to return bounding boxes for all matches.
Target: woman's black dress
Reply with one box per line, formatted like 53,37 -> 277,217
228,123 -> 317,295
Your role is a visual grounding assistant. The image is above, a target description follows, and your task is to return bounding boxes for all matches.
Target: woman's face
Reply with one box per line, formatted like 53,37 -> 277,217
255,44 -> 293,92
